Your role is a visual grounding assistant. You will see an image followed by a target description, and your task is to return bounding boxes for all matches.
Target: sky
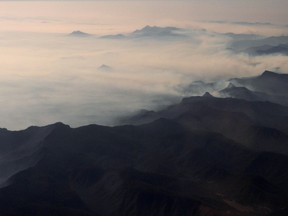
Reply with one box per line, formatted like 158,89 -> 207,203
0,0 -> 288,34
0,0 -> 287,130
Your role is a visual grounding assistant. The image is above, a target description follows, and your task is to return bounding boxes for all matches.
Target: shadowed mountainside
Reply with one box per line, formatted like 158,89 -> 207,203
229,35 -> 288,55
243,44 -> 288,56
181,71 -> 288,106
0,71 -> 288,215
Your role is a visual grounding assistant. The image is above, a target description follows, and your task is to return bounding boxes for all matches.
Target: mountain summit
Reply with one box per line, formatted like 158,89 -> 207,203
101,25 -> 187,40
97,64 -> 113,72
69,30 -> 91,37
260,70 -> 282,77
202,92 -> 214,97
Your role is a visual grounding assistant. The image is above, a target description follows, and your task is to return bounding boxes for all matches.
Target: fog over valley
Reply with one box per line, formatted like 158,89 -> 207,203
0,1 -> 287,130
0,28 -> 288,129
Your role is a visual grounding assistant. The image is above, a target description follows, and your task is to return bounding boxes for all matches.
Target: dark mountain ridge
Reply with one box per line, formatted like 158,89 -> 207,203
229,35 -> 288,55
244,43 -> 288,56
0,71 -> 288,215
181,70 -> 288,106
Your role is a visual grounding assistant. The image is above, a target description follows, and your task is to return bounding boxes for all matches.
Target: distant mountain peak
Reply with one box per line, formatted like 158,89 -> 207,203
260,70 -> 279,78
133,25 -> 181,35
102,25 -> 185,40
227,83 -> 236,89
140,25 -> 178,31
101,34 -> 126,39
263,70 -> 277,74
97,64 -> 113,72
203,92 -> 214,97
143,25 -> 153,30
69,30 -> 91,37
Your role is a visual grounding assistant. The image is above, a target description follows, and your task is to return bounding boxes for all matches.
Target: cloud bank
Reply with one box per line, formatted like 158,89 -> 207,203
0,1 -> 287,129
0,25 -> 288,130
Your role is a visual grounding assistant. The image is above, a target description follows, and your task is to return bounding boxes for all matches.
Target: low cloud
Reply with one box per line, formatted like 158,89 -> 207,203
0,25 -> 288,130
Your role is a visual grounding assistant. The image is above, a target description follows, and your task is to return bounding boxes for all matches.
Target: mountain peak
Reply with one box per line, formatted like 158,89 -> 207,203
134,25 -> 180,34
143,25 -> 153,29
260,70 -> 278,77
134,25 -> 160,33
69,30 -> 91,37
203,92 -> 214,97
97,64 -> 113,72
227,83 -> 236,89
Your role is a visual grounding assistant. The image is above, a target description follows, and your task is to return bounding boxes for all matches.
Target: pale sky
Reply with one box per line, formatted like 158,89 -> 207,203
0,0 -> 287,34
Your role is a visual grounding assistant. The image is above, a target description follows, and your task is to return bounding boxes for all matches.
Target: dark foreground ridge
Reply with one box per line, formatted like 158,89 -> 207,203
1,71 -> 288,216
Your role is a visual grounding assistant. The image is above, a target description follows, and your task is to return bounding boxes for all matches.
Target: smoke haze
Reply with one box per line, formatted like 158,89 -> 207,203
0,1 -> 288,129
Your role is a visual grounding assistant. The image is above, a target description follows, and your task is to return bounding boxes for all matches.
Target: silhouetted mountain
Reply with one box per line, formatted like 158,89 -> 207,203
244,43 -> 288,56
0,124 -> 59,187
1,117 -> 287,215
101,25 -> 188,40
219,84 -> 266,101
230,21 -> 273,26
124,94 -> 288,151
179,80 -> 227,96
230,35 -> 288,49
1,71 -> 288,215
132,25 -> 183,38
181,71 -> 288,106
230,70 -> 288,96
229,35 -> 288,54
69,31 -> 92,37
202,92 -> 214,98
100,34 -> 126,39
224,33 -> 261,41
97,64 -> 113,72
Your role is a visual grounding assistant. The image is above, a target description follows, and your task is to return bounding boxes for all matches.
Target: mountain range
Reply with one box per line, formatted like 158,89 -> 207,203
243,44 -> 288,56
0,71 -> 288,215
180,70 -> 288,106
229,36 -> 288,56
67,27 -> 288,57
101,25 -> 189,40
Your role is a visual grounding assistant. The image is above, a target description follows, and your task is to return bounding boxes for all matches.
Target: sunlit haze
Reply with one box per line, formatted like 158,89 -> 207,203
0,0 -> 288,129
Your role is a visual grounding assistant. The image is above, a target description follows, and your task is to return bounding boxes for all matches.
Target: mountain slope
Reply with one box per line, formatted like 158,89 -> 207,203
229,35 -> 288,54
230,71 -> 288,96
69,31 -> 92,37
1,96 -> 288,215
1,71 -> 288,215
181,71 -> 288,106
244,43 -> 288,56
